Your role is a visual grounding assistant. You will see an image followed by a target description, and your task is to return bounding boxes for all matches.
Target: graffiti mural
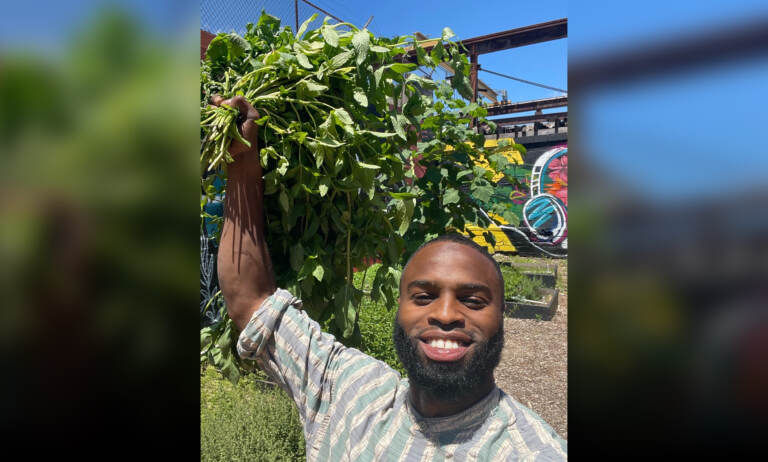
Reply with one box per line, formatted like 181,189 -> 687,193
466,143 -> 568,258
523,146 -> 568,249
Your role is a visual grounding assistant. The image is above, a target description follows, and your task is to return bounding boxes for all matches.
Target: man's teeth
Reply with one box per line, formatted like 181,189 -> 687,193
428,339 -> 461,349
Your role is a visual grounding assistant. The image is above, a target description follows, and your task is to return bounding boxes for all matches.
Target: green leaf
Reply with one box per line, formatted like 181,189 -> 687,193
312,263 -> 325,282
205,35 -> 228,61
334,284 -> 357,338
431,41 -> 446,63
298,80 -> 328,97
473,185 -> 494,203
279,189 -> 290,212
330,50 -> 354,68
296,13 -> 318,39
390,114 -> 408,141
390,63 -> 417,74
313,136 -> 344,147
370,45 -> 390,53
207,33 -> 251,62
357,161 -> 380,170
451,72 -> 473,100
360,130 -> 397,138
318,182 -> 329,197
353,88 -> 368,107
443,188 -> 459,205
323,26 -> 339,47
443,187 -> 460,205
290,243 -> 304,272
387,192 -> 419,199
374,66 -> 385,87
227,33 -> 251,56
333,108 -> 354,126
442,27 -> 456,40
352,29 -> 370,65
406,73 -> 438,90
276,157 -> 289,176
457,169 -> 473,180
394,198 -> 415,235
296,52 -> 313,69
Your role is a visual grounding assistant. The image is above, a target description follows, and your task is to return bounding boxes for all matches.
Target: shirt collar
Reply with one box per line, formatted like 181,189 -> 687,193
406,386 -> 501,434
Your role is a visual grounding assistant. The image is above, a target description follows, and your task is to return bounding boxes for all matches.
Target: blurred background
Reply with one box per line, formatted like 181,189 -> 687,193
569,0 -> 768,456
0,0 -> 200,456
1,0 -> 767,458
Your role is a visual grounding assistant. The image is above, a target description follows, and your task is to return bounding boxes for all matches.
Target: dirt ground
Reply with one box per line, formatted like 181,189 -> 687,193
493,256 -> 568,439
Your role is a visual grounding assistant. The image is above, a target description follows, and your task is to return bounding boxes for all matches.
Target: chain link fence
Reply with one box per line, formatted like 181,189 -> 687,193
201,0 -> 371,36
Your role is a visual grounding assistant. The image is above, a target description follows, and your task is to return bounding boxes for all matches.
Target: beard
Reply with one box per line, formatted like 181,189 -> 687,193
392,315 -> 504,398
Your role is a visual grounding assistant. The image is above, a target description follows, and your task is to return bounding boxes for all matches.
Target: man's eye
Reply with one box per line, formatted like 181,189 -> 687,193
462,297 -> 487,308
413,294 -> 434,305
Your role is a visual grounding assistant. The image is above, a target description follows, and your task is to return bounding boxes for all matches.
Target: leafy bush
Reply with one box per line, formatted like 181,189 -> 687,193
201,367 -> 305,461
354,264 -> 406,376
500,265 -> 544,301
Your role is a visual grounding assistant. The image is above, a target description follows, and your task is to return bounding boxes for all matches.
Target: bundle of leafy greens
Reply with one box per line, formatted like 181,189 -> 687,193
201,12 -> 521,382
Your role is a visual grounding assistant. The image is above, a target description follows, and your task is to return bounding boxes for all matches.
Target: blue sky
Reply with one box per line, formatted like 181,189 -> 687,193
570,0 -> 768,199
4,1 -> 767,199
201,0 -> 569,111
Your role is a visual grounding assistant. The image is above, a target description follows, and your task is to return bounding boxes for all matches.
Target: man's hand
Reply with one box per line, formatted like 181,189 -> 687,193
212,95 -> 276,331
209,95 -> 260,158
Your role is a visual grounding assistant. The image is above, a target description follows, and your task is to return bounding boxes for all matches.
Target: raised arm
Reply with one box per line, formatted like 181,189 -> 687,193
211,95 -> 276,331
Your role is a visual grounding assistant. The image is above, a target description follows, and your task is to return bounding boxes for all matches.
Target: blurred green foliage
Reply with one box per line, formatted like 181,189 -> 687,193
0,5 -> 200,436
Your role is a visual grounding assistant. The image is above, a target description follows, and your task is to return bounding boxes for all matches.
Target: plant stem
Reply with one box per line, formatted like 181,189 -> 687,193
346,191 -> 352,285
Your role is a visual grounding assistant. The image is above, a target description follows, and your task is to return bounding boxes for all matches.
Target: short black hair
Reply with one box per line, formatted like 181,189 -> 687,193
400,233 -> 505,308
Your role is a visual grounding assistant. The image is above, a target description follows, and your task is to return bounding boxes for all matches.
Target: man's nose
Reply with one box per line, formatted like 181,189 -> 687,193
428,295 -> 465,329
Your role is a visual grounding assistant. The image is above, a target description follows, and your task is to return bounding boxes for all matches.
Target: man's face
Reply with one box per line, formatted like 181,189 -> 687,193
393,241 -> 504,396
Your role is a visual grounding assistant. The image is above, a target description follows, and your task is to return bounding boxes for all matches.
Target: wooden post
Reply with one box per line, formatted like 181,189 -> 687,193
470,54 -> 479,103
470,47 -> 478,129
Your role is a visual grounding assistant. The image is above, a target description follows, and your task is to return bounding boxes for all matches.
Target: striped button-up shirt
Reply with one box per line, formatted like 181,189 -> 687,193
237,289 -> 567,461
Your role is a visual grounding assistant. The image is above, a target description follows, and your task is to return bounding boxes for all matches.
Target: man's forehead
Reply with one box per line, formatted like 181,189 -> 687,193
403,241 -> 497,283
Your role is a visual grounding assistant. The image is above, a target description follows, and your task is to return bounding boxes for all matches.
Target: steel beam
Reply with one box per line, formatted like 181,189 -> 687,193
490,111 -> 568,126
570,17 -> 768,90
486,96 -> 568,116
401,18 -> 567,63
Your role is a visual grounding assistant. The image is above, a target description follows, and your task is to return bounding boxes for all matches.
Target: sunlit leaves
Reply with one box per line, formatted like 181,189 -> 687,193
296,13 -> 318,39
322,26 -> 339,48
352,29 -> 370,65
353,88 -> 368,107
443,187 -> 460,205
330,49 -> 353,68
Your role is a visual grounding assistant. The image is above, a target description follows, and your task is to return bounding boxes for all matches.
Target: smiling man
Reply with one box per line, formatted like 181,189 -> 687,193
393,236 -> 507,419
215,96 -> 566,461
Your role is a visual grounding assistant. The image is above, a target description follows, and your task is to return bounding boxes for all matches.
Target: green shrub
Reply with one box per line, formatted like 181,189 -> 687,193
500,265 -> 543,301
354,264 -> 407,376
201,367 -> 305,461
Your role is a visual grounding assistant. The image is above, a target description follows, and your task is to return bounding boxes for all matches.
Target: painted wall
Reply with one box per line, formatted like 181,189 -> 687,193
465,143 -> 568,257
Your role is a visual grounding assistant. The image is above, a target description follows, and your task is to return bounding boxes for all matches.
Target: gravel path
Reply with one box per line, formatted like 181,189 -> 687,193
493,257 -> 568,439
